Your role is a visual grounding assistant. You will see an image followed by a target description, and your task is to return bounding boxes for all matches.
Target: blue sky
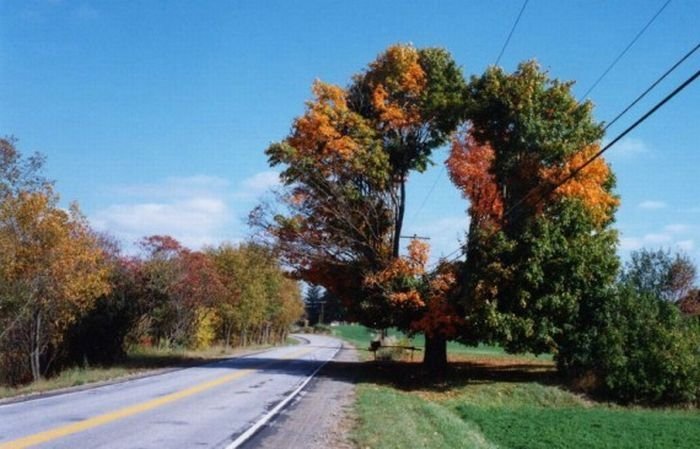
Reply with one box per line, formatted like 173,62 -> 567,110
1,0 -> 698,266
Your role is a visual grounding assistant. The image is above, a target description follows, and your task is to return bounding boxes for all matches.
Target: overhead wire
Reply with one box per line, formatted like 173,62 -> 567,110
430,59 -> 700,271
495,0 -> 531,66
579,0 -> 672,100
529,69 -> 699,211
409,0 -> 531,226
603,42 -> 698,131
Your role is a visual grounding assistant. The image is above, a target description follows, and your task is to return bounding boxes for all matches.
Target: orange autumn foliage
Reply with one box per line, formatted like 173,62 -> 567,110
447,130 -> 504,228
367,45 -> 426,130
410,296 -> 463,339
364,240 -> 463,338
541,144 -> 619,225
289,81 -> 374,167
410,267 -> 462,339
366,239 -> 430,290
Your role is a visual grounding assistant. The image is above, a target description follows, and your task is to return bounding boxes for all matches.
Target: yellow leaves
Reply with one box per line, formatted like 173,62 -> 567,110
541,144 -> 619,225
449,127 -> 617,228
0,190 -> 111,349
410,297 -> 463,339
369,44 -> 426,94
429,271 -> 456,295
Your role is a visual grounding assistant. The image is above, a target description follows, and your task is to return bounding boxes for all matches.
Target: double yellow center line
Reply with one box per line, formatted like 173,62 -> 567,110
0,347 -> 314,449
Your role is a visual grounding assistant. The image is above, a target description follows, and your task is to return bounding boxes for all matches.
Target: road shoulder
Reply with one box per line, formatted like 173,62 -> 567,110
242,341 -> 358,449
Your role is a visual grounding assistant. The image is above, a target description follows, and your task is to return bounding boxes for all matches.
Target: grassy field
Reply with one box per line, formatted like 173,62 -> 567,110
332,324 -> 700,449
0,338 -> 299,400
332,323 -> 549,360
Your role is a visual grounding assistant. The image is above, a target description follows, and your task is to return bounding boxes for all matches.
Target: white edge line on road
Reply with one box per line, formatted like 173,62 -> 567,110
225,341 -> 343,449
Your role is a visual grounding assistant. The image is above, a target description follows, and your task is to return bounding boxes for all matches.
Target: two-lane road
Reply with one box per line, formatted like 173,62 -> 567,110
0,334 -> 342,449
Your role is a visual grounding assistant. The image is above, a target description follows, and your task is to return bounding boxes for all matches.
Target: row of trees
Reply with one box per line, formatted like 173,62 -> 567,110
256,44 -> 700,404
0,138 -> 304,385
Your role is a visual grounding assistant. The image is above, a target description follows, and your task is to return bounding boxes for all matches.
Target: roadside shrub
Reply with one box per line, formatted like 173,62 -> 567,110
63,292 -> 136,366
559,285 -> 700,405
192,308 -> 219,349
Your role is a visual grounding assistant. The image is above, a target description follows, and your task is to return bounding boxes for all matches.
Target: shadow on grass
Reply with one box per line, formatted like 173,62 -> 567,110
118,342 -> 560,395
314,345 -> 560,393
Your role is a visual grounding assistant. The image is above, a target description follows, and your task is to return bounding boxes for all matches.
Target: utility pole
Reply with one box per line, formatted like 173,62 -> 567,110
399,234 -> 431,241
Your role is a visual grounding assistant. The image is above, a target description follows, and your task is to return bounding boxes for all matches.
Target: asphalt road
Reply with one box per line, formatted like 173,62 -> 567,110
0,334 -> 342,449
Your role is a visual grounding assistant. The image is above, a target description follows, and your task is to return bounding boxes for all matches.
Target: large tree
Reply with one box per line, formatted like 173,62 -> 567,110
256,44 -> 465,369
448,62 -> 621,359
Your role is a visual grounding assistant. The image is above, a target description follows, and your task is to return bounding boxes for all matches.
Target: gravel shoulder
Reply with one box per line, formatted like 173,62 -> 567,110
242,340 -> 359,449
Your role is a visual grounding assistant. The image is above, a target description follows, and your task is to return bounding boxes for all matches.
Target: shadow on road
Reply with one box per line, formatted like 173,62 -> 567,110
181,343 -> 560,393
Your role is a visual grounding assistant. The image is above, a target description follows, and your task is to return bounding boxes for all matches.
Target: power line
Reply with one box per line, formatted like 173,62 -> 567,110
495,0 -> 531,66
411,0 -> 532,223
410,165 -> 445,222
504,48 -> 700,220
432,68 -> 700,272
580,0 -> 672,100
603,42 -> 699,131
538,69 -> 699,206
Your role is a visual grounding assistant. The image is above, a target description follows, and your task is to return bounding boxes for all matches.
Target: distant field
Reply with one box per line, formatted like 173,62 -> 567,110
331,323 -> 550,360
333,324 -> 700,449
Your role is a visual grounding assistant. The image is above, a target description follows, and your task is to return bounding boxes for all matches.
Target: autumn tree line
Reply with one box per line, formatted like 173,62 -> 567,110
0,138 -> 304,385
255,44 -> 700,405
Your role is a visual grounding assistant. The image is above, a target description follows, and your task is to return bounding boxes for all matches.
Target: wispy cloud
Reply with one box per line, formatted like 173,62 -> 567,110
619,227 -> 697,256
91,171 -> 282,252
233,171 -> 280,200
605,137 -> 651,159
677,240 -> 695,252
638,200 -> 667,210
664,224 -> 690,234
92,176 -> 233,250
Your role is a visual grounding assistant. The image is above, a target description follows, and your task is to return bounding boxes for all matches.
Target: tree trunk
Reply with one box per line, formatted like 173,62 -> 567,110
392,176 -> 407,258
30,310 -> 42,382
423,334 -> 447,374
224,323 -> 232,349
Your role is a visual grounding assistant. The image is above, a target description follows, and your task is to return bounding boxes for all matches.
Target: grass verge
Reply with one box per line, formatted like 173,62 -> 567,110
332,324 -> 700,449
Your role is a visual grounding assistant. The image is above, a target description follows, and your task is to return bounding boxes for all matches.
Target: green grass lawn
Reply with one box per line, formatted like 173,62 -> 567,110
332,324 -> 700,449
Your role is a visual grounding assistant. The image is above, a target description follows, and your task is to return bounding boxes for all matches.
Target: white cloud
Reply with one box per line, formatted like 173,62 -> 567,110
233,171 -> 280,200
664,224 -> 690,234
619,231 -> 697,257
91,172 -> 285,252
605,137 -> 651,158
91,176 -> 234,251
113,175 -> 230,199
643,233 -> 672,244
676,240 -> 695,252
619,237 -> 643,251
638,200 -> 667,210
